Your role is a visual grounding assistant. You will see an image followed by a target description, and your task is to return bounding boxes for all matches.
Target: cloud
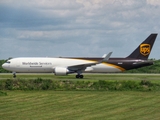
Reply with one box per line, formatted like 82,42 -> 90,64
0,0 -> 160,59
147,0 -> 160,6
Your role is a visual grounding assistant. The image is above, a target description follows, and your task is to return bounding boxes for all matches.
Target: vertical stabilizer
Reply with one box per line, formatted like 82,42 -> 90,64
127,34 -> 157,60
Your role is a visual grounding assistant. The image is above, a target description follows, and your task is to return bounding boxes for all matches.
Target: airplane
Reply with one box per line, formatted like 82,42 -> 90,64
2,33 -> 158,78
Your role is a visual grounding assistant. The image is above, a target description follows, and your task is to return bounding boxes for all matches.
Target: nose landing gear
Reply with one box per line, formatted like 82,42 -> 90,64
13,72 -> 16,78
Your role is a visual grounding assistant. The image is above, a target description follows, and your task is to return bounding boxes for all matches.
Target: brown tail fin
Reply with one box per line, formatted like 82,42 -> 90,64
127,34 -> 157,60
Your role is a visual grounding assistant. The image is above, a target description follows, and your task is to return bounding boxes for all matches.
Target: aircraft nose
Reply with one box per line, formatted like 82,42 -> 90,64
2,63 -> 9,69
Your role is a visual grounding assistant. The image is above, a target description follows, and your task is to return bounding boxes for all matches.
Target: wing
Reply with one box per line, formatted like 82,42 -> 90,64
68,52 -> 112,72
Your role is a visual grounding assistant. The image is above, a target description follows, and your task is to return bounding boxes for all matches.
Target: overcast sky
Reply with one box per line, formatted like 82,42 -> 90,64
0,0 -> 160,59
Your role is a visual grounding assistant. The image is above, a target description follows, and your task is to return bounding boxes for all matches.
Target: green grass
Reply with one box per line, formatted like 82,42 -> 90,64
0,74 -> 160,120
0,91 -> 160,120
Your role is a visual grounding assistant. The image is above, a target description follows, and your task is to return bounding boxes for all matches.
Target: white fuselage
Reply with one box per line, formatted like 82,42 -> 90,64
2,57 -> 122,74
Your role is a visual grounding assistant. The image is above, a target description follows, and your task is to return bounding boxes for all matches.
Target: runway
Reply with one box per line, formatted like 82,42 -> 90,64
0,73 -> 160,81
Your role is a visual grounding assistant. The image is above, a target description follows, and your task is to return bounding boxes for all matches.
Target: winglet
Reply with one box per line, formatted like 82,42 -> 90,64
99,52 -> 112,63
102,54 -> 107,58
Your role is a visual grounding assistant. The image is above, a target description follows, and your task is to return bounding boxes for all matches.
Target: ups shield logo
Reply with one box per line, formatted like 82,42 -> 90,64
140,44 -> 150,56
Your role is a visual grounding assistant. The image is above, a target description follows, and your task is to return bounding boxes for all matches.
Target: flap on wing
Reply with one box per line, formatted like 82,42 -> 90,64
68,62 -> 96,71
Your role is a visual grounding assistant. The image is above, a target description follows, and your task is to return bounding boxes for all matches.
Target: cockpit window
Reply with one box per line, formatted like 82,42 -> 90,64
6,61 -> 11,64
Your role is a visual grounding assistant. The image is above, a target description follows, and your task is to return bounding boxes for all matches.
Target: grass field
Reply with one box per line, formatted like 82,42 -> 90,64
0,91 -> 160,120
0,74 -> 160,120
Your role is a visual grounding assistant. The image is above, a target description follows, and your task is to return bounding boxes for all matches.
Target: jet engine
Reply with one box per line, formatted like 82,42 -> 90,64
54,67 -> 69,75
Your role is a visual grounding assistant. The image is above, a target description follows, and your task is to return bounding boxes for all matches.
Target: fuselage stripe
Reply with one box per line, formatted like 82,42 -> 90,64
68,58 -> 126,71
102,63 -> 126,71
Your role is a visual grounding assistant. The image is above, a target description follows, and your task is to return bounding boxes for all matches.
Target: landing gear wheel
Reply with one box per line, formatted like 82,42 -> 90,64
13,73 -> 16,78
76,75 -> 79,78
75,74 -> 84,79
79,75 -> 83,78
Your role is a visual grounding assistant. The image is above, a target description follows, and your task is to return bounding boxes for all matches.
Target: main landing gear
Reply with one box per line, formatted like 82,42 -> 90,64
75,74 -> 84,79
75,71 -> 84,79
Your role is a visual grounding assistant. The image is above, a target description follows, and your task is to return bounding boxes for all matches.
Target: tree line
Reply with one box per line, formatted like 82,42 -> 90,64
0,59 -> 160,73
125,60 -> 160,73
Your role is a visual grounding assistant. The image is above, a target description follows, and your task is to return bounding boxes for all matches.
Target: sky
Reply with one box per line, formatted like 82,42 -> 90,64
0,0 -> 160,59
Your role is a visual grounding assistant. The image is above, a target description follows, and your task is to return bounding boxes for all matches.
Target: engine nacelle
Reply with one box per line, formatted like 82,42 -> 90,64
54,67 -> 69,75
